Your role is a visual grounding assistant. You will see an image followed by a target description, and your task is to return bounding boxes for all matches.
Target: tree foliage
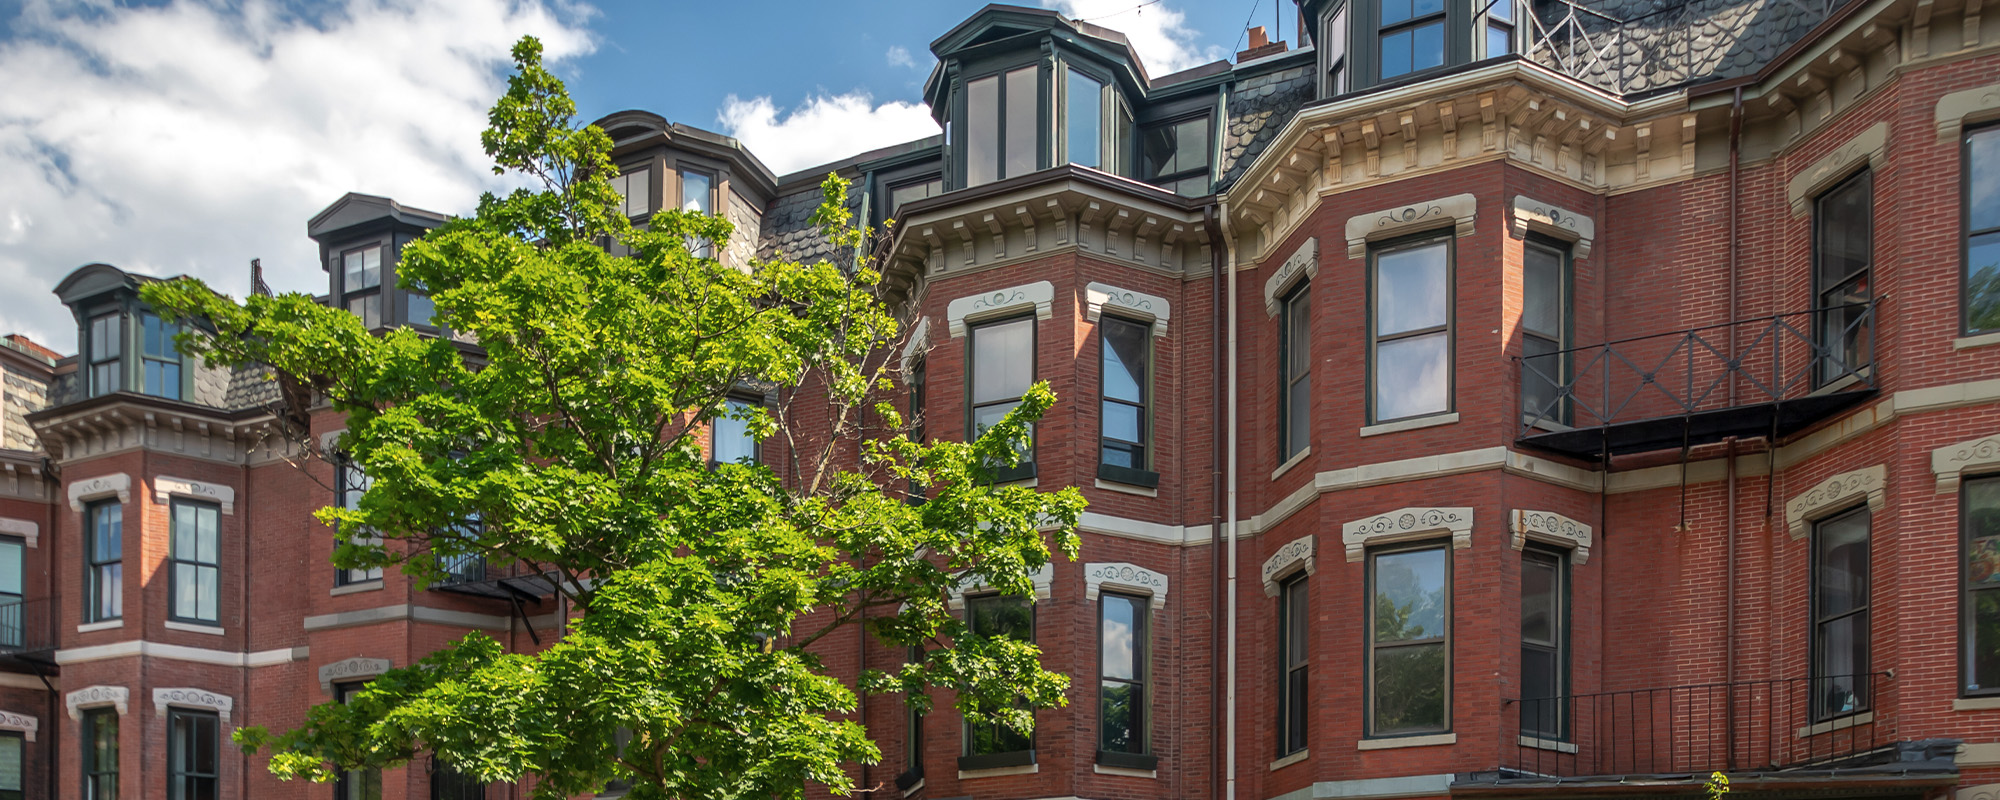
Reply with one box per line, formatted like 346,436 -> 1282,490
141,36 -> 1084,800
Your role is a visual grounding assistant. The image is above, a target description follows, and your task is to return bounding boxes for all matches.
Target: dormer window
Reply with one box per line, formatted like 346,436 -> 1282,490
342,246 -> 383,328
1066,69 -> 1106,169
1141,116 -> 1211,196
966,66 -> 1041,187
613,166 -> 652,218
1481,0 -> 1515,57
140,312 -> 182,400
1379,0 -> 1447,80
87,313 -> 121,396
1322,3 -> 1351,95
680,168 -> 715,259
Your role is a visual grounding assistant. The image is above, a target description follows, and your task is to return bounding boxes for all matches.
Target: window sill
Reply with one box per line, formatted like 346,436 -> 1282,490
1271,447 -> 1312,481
1357,732 -> 1456,750
1095,479 -> 1158,497
77,619 -> 123,633
330,580 -> 384,596
1097,463 -> 1160,490
1796,710 -> 1873,738
1268,749 -> 1309,771
1810,369 -> 1870,397
1094,763 -> 1157,778
1096,750 -> 1158,772
1957,696 -> 2000,711
900,778 -> 925,798
165,621 -> 225,636
1360,412 -> 1459,437
1956,331 -> 2000,350
895,768 -> 924,794
1517,735 -> 1577,753
957,754 -> 1037,779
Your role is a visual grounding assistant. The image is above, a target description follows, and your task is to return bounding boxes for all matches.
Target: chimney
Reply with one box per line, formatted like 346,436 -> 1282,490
250,258 -> 272,297
1237,25 -> 1290,63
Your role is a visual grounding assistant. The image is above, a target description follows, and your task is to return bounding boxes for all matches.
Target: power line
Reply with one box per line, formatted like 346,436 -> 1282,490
1230,0 -> 1264,53
1076,0 -> 1167,23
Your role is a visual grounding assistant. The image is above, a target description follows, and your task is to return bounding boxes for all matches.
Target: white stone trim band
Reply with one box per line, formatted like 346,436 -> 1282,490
1509,196 -> 1595,260
1263,237 -> 1319,317
319,657 -> 394,695
1260,535 -> 1316,597
1934,433 -> 2000,493
1341,507 -> 1474,561
66,473 -> 131,512
154,687 -> 234,724
0,518 -> 37,548
1786,122 -> 1886,216
945,280 -> 1055,338
948,563 -> 1055,609
0,710 -> 35,741
153,476 -> 235,515
1084,562 -> 1169,607
65,685 -> 129,720
1344,194 -> 1476,259
1085,283 -> 1171,336
1509,509 -> 1592,565
1784,465 -> 1886,539
1936,82 -> 2000,143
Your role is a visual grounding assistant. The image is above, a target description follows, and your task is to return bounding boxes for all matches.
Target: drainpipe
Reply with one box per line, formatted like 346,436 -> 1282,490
1205,202 -> 1228,800
1219,197 -> 1242,800
1724,86 -> 1744,769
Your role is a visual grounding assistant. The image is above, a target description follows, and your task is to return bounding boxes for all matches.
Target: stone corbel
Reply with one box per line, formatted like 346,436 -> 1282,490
66,473 -> 131,512
1933,434 -> 2000,493
1260,535 -> 1316,597
0,710 -> 36,741
1084,562 -> 1170,608
900,317 -> 931,382
0,518 -> 38,548
154,687 -> 234,724
945,280 -> 1055,338
1784,465 -> 1887,539
1085,283 -> 1171,336
948,563 -> 1055,609
319,657 -> 394,695
65,685 -> 129,720
1509,509 -> 1592,565
1345,194 -> 1477,259
1341,507 -> 1474,562
153,476 -> 236,515
1509,196 -> 1596,260
1262,237 -> 1319,317
1936,82 -> 2000,143
1785,122 -> 1887,216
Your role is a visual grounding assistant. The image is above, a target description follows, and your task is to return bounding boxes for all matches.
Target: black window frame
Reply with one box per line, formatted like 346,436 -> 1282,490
1139,113 -> 1213,197
958,593 -> 1037,771
139,311 -> 183,400
710,394 -> 764,468
1277,572 -> 1309,757
1478,0 -> 1515,58
1963,474 -> 2000,696
167,498 -> 221,625
85,500 -> 122,623
966,314 -> 1038,484
87,312 -> 122,397
1279,282 -> 1312,462
1322,2 -> 1351,96
612,163 -> 654,219
81,706 -> 117,800
1376,0 -> 1449,82
1520,236 -> 1572,427
1519,545 -> 1570,742
0,535 -> 19,649
342,244 -> 385,330
335,457 -> 384,587
0,729 -> 22,800
678,164 -> 718,260
166,707 -> 219,800
960,64 -> 1045,188
1811,168 -> 1874,387
1963,123 -> 2000,336
1365,540 -> 1452,739
900,645 -> 928,788
1810,504 -> 1872,722
1097,590 -> 1156,769
429,756 -> 486,800
888,177 -> 944,218
1368,231 -> 1456,425
1098,314 -> 1158,488
335,682 -> 384,800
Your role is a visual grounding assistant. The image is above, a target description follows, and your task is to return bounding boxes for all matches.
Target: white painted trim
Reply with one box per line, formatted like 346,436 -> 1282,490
0,518 -> 38,548
1356,733 -> 1456,750
0,710 -> 36,741
1954,697 -> 2000,711
1509,509 -> 1592,565
958,763 -> 1038,779
329,580 -> 384,596
1955,331 -> 2000,350
1094,479 -> 1157,497
76,620 -> 122,633
55,640 -> 307,668
1358,412 -> 1458,438
1344,194 -> 1476,259
1340,507 -> 1473,561
1935,82 -> 2000,143
319,657 -> 393,695
1795,710 -> 1872,738
945,280 -> 1055,338
1084,562 -> 1169,607
163,621 -> 225,636
303,603 -> 516,632
1509,196 -> 1596,259
152,475 -> 235,515
1085,282 -> 1172,336
1075,511 -> 1206,546
0,673 -> 52,691
1094,764 -> 1157,778
154,687 -> 234,724
66,473 -> 131,512
1271,446 -> 1313,481
1934,434 -> 2000,493
1517,736 -> 1576,753
1263,237 -> 1319,316
1786,122 -> 1887,216
900,778 -> 926,797
901,316 -> 931,380
1260,535 -> 1315,597
1960,743 -> 2000,765
1269,748 -> 1310,771
65,685 -> 129,720
948,563 -> 1055,610
1783,465 -> 1886,539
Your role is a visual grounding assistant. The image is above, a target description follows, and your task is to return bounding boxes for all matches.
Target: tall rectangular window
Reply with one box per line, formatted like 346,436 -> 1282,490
1099,592 -> 1150,764
1140,116 -> 1211,196
1965,476 -> 2000,695
905,646 -> 927,780
1482,0 -> 1515,56
1066,69 -> 1104,169
1521,239 -> 1569,425
612,165 -> 652,218
1277,574 -> 1308,755
1099,316 -> 1151,483
713,396 -> 761,465
0,731 -> 21,800
1371,236 -> 1453,423
1005,68 -> 1038,179
681,168 -> 715,259
169,500 -> 220,624
167,708 -> 218,800
1520,548 -> 1567,740
1323,3 -> 1350,95
1964,126 -> 2000,335
969,316 -> 1036,480
0,536 -> 21,648
1379,0 -> 1446,79
965,67 -> 1041,187
1368,544 -> 1449,737
344,246 -> 384,329
1280,285 -> 1311,461
88,313 -> 121,396
82,707 -> 117,800
430,760 -> 485,800
336,460 -> 383,585
963,594 -> 1034,763
86,501 -> 121,622
140,312 -> 182,399
335,683 -> 384,800
1814,170 -> 1873,385
1812,506 -> 1871,720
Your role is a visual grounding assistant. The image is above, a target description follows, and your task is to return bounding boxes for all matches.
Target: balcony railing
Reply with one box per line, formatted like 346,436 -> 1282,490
1515,303 -> 1877,459
1501,672 -> 1893,779
1524,0 -> 1851,95
0,597 -> 58,657
434,552 -> 488,587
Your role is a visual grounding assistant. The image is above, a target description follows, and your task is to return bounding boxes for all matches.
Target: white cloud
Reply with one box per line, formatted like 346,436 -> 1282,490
717,93 -> 940,177
1041,0 -> 1226,75
886,45 -> 917,69
0,0 -> 596,352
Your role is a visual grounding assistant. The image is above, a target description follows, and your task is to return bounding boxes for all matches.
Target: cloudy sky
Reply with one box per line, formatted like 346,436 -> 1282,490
0,0 -> 1296,351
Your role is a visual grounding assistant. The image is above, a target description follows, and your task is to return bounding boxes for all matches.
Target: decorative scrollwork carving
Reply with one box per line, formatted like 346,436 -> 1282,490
1085,562 -> 1170,607
1934,434 -> 2000,493
1260,535 -> 1316,596
1784,465 -> 1886,539
1510,509 -> 1592,564
1341,507 -> 1474,561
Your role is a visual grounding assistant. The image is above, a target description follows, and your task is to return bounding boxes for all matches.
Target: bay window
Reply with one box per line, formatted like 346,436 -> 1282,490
1322,3 -> 1350,95
82,707 -> 117,800
1280,285 -> 1311,460
1520,548 -> 1567,741
336,459 -> 383,586
1379,0 -> 1446,80
1099,592 -> 1151,766
969,315 -> 1036,481
1813,170 -> 1873,385
1100,315 -> 1153,484
1965,475 -> 2000,695
86,501 -> 122,622
169,500 -> 221,624
1811,506 -> 1871,720
1141,116 -> 1211,196
1481,0 -> 1515,57
88,313 -> 121,396
962,594 -> 1035,767
681,168 -> 715,259
1367,543 -> 1449,737
1277,574 -> 1308,755
167,708 -> 219,800
713,395 -> 761,466
141,312 -> 182,399
1067,69 -> 1105,169
612,165 -> 652,218
1963,125 -> 2000,335
343,246 -> 384,329
1521,239 -> 1569,425
1370,235 -> 1453,423
966,67 -> 1040,187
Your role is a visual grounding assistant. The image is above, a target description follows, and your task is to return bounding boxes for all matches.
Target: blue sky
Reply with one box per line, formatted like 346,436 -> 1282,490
0,0 -> 1303,350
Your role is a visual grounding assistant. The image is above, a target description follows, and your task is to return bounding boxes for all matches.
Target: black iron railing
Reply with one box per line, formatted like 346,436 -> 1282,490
0,597 -> 57,656
1524,0 -> 1850,95
434,552 -> 487,586
1502,672 -> 1893,778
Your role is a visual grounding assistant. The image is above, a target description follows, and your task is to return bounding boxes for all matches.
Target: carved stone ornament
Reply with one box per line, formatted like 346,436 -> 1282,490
154,687 -> 234,724
1959,784 -> 2000,800
0,517 -> 37,549
319,657 -> 394,695
66,472 -> 131,512
1510,509 -> 1592,565
1263,237 -> 1319,317
154,475 -> 236,515
1936,82 -> 2000,143
1341,507 -> 1474,562
945,280 -> 1055,338
1508,196 -> 1596,260
1934,433 -> 2000,493
1344,194 -> 1477,259
0,710 -> 36,741
1786,122 -> 1887,216
900,316 -> 931,381
1260,535 -> 1315,597
65,685 -> 129,720
1784,465 -> 1887,540
1085,283 -> 1172,336
948,563 -> 1055,609
1084,562 -> 1169,607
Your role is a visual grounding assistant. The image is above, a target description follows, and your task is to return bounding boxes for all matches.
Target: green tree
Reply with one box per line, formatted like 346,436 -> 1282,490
141,36 -> 1083,800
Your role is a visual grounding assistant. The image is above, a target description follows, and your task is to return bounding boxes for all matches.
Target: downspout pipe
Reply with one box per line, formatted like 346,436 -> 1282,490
1205,202 -> 1228,800
1220,197 -> 1242,800
1724,86 -> 1744,769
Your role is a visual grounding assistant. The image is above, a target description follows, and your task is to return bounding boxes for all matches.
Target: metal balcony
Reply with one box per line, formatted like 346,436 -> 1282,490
0,597 -> 58,659
1515,304 -> 1877,460
1523,0 -> 1855,96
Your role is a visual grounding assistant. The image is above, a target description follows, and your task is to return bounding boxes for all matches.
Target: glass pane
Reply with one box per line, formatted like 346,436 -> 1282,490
1375,331 -> 1450,421
1005,67 -> 1038,179
1102,317 -> 1147,403
1487,23 -> 1512,56
101,564 -> 122,619
348,294 -> 381,329
143,314 -> 169,358
971,318 -> 1034,404
0,541 -> 18,596
967,75 -> 999,186
1285,287 -> 1312,376
1381,0 -> 1412,26
1522,335 -> 1560,420
1285,579 -> 1309,662
198,506 -> 217,562
1286,667 -> 1308,750
1524,245 -> 1562,339
0,736 -> 19,791
198,567 -> 218,621
1101,439 -> 1140,469
95,504 -> 122,560
1102,594 -> 1138,680
1520,647 -> 1561,737
345,248 -> 381,291
1814,614 -> 1869,714
1103,401 -> 1141,445
1287,376 -> 1311,456
175,563 -> 197,618
1815,173 -> 1872,290
1522,557 -> 1556,645
1970,231 -> 2000,334
407,292 -> 436,327
970,595 -> 1032,640
1973,128 -> 2000,232
1490,0 -> 1513,22
972,401 -> 1020,438
1329,6 -> 1350,93
1376,242 -> 1449,336
1381,29 -> 1411,78
91,315 -> 120,360
681,170 -> 712,214
1816,510 -> 1870,617
1414,21 -> 1446,71
1372,642 -> 1447,733
1521,646 -> 1558,701
1101,680 -> 1140,752
1973,590 -> 2000,692
1067,69 -> 1101,169
714,399 -> 758,464
1373,547 -> 1447,643
626,167 -> 653,216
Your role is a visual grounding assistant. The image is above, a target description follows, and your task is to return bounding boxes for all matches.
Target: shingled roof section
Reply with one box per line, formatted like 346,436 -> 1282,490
756,185 -> 863,265
224,364 -> 282,410
1218,62 -> 1317,191
1527,0 -> 1858,94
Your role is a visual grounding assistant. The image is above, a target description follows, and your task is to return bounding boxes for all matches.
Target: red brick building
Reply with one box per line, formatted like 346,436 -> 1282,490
5,1 -> 2000,799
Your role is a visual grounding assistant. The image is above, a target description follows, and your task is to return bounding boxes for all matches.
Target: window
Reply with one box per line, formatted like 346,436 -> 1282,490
1812,506 -> 1871,720
681,168 -> 715,259
905,646 -> 927,781
1379,0 -> 1446,80
889,178 -> 943,215
343,246 -> 384,329
1813,170 -> 1873,385
336,459 -> 383,586
1099,592 -> 1150,765
88,313 -> 121,396
1276,574 -> 1308,755
968,316 -> 1036,481
406,282 -> 438,329
0,536 -> 20,649
1965,476 -> 2000,695
169,500 -> 220,624
1323,3 -> 1350,95
82,707 -> 117,800
1140,116 -> 1211,196
612,165 -> 652,218
1520,548 -> 1567,740
141,312 -> 182,399
1521,239 -> 1569,425
1066,69 -> 1105,169
167,708 -> 219,800
1280,285 -> 1311,461
336,683 -> 384,800
0,731 -> 21,800
1371,236 -> 1453,423
1481,0 -> 1514,57
430,759 -> 486,800
965,67 -> 1040,186
1367,543 -> 1449,737
962,594 -> 1035,765
1963,126 -> 2000,335
713,396 -> 761,466
86,501 -> 122,622
1099,316 -> 1153,484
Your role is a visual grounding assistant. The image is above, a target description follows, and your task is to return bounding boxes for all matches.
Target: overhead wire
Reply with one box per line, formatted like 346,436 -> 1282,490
1230,0 -> 1266,54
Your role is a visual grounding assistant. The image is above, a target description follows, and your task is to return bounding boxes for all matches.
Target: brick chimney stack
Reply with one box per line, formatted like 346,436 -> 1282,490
1237,25 -> 1290,62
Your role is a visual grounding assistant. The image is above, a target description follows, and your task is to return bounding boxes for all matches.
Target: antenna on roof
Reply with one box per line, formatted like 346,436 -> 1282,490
250,258 -> 272,297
